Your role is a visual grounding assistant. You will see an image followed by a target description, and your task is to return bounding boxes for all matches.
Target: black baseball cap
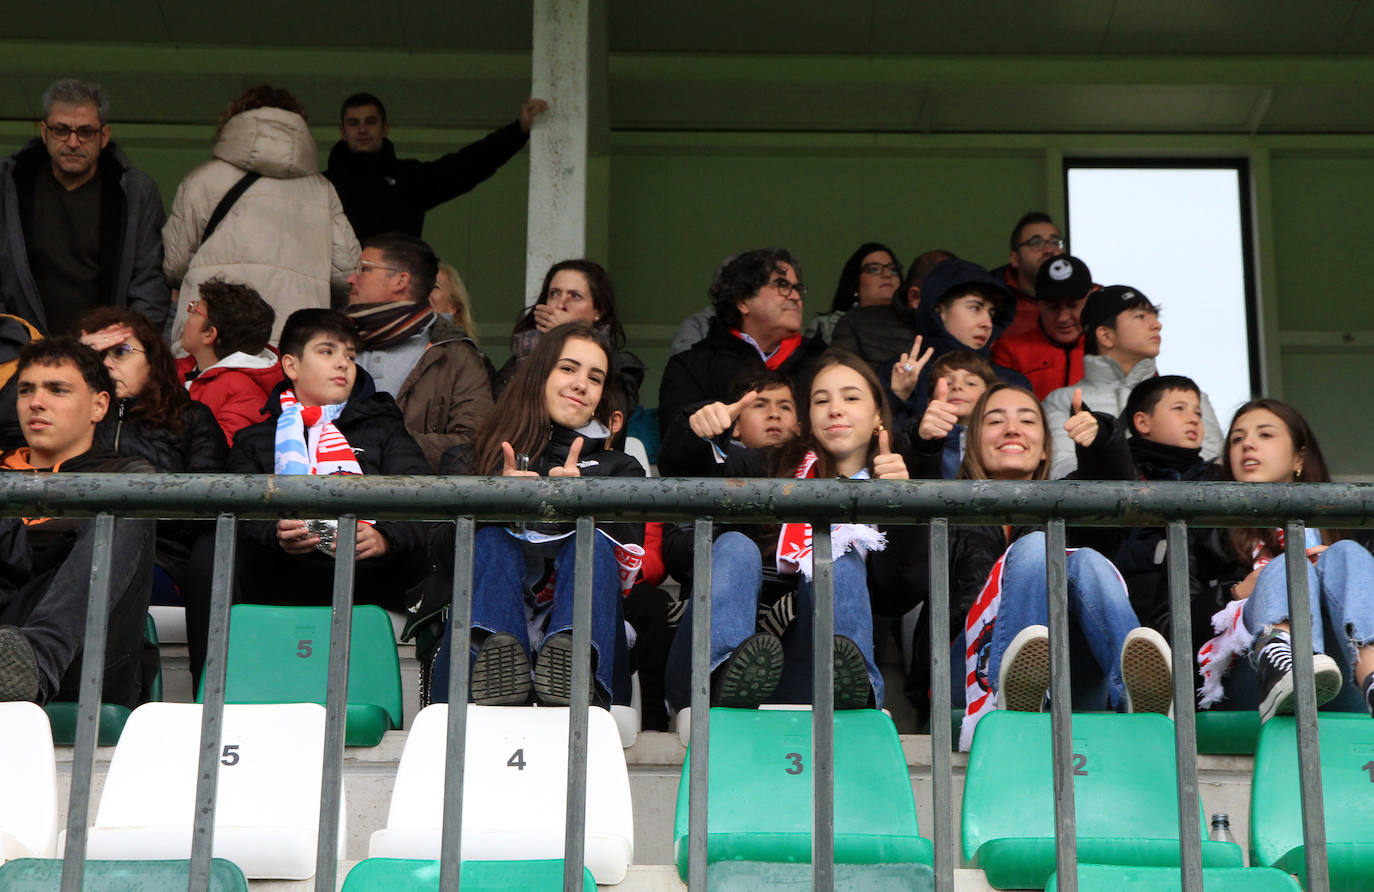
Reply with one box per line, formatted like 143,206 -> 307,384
1034,255 -> 1092,303
1082,285 -> 1156,352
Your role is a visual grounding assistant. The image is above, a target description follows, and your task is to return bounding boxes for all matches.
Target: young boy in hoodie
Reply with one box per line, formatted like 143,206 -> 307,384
177,278 -> 280,445
183,308 -> 433,686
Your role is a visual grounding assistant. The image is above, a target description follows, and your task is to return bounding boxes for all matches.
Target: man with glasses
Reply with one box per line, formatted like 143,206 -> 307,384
0,79 -> 169,337
657,248 -> 827,473
990,211 -> 1066,339
342,232 -> 440,396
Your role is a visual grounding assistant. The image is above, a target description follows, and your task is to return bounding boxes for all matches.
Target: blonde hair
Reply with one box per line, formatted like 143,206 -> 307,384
432,263 -> 476,336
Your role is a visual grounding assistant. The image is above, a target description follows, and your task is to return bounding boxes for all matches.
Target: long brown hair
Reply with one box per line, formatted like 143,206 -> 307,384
472,322 -> 617,475
76,307 -> 189,433
1219,398 -> 1335,558
957,382 -> 1051,481
771,349 -> 893,479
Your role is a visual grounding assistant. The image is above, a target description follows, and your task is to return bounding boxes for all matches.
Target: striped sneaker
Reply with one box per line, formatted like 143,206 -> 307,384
997,624 -> 1050,712
1253,629 -> 1342,723
1121,627 -> 1173,717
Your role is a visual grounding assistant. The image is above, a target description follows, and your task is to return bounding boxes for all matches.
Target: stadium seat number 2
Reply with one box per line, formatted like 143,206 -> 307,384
784,752 -> 804,775
1071,753 -> 1088,776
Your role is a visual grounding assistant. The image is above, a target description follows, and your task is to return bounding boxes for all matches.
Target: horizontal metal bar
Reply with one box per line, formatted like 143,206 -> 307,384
0,475 -> 1371,527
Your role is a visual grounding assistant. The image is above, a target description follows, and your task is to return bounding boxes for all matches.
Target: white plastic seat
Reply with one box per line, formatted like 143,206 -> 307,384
148,605 -> 188,644
611,672 -> 641,748
67,702 -> 344,880
622,436 -> 652,476
369,703 -> 633,884
0,702 -> 58,862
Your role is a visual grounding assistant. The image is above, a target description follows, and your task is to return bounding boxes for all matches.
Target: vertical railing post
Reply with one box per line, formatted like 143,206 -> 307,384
927,519 -> 955,892
1045,519 -> 1076,892
1165,521 -> 1204,889
1283,520 -> 1330,892
313,516 -> 357,891
59,513 -> 117,892
687,518 -> 713,892
562,515 -> 596,890
440,516 -> 476,890
811,522 -> 835,892
189,515 -> 238,892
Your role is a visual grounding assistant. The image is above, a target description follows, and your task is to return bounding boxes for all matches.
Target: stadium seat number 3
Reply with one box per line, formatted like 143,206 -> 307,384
784,752 -> 804,775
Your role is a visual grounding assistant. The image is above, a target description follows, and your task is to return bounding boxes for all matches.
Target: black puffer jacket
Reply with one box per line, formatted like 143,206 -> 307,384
227,368 -> 432,558
868,412 -> 1135,640
657,318 -> 829,472
323,123 -> 529,240
96,397 -> 228,473
829,293 -> 921,371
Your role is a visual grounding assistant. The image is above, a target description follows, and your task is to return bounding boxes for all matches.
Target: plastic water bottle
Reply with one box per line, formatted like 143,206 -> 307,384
1210,813 -> 1238,844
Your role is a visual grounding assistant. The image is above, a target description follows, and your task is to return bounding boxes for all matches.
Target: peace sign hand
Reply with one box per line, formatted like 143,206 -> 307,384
889,335 -> 934,401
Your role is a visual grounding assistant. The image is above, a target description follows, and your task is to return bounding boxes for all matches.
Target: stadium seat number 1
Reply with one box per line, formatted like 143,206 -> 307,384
508,749 -> 526,771
1363,760 -> 1374,782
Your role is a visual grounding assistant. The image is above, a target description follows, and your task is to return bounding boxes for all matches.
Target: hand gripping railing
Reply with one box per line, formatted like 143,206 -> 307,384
9,474 -> 1369,892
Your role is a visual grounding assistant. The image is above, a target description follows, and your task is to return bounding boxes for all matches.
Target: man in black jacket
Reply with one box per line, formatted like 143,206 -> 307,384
657,248 -> 828,474
0,338 -> 155,706
325,92 -> 548,240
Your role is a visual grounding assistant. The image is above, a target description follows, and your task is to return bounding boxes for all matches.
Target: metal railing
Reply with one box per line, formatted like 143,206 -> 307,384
13,473 -> 1373,892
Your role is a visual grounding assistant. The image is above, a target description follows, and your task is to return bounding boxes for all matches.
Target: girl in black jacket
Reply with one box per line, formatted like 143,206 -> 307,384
429,322 -> 644,709
894,382 -> 1171,749
659,349 -> 910,711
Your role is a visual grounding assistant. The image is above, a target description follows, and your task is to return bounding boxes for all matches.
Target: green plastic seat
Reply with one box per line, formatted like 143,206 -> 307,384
672,708 -> 934,881
962,712 -> 1242,890
44,614 -> 162,747
0,857 -> 248,891
1250,714 -> 1374,891
1045,864 -> 1301,890
200,604 -> 402,746
1196,710 -> 1262,755
703,861 -> 935,890
340,858 -> 594,891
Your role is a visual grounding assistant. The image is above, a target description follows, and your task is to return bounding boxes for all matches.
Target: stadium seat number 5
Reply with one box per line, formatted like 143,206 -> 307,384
297,639 -> 313,658
220,745 -> 240,766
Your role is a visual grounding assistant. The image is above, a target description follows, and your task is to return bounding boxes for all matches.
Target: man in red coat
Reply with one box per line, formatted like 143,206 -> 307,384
991,255 -> 1095,401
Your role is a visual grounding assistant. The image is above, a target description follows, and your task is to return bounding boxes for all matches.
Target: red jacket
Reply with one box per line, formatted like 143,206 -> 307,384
177,350 -> 283,445
990,328 -> 1084,402
991,265 -> 1040,340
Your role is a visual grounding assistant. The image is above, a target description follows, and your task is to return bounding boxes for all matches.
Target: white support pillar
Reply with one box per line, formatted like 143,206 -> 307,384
525,0 -> 590,305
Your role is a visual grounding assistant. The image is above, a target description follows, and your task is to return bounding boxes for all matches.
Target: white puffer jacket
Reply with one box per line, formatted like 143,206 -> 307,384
162,107 -> 359,347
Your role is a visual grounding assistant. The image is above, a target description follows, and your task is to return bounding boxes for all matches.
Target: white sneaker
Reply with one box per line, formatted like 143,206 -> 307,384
1121,627 -> 1173,717
997,624 -> 1050,712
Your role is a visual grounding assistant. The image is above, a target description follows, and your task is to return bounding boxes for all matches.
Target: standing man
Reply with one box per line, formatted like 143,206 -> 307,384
989,211 -> 1066,339
991,254 -> 1095,400
0,79 -> 170,336
325,93 -> 549,240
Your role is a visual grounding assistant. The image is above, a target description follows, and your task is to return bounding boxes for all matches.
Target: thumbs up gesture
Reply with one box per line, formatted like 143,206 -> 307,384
688,390 -> 758,439
547,437 -> 584,477
1063,387 -> 1099,448
871,428 -> 909,480
917,376 -> 960,442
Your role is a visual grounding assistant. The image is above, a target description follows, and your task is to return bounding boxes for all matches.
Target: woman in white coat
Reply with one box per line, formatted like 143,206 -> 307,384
163,85 -> 359,348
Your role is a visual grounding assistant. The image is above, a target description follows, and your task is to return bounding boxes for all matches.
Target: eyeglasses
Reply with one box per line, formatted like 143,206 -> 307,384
860,262 -> 903,277
44,123 -> 103,143
1016,235 -> 1066,251
103,343 -> 144,362
353,259 -> 402,276
766,277 -> 807,299
186,298 -> 208,319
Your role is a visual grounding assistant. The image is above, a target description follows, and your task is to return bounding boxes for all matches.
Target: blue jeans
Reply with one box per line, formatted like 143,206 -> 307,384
1242,539 -> 1374,677
430,526 -> 621,703
987,532 -> 1141,709
665,531 -> 883,707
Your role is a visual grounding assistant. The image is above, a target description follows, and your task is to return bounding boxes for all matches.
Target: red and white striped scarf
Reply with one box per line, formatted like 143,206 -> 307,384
775,450 -> 886,581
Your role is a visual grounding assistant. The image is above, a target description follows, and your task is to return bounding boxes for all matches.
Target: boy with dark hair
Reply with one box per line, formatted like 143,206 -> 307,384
182,309 -> 433,686
1043,285 -> 1223,478
177,278 -> 280,444
1113,374 -> 1215,635
909,350 -> 1000,479
0,338 -> 155,705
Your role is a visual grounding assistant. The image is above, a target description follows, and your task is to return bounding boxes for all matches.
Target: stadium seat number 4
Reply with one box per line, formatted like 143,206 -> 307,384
508,749 -> 526,771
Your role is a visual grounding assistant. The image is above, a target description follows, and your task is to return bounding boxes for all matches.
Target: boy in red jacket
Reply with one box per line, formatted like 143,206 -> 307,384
177,278 -> 280,444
